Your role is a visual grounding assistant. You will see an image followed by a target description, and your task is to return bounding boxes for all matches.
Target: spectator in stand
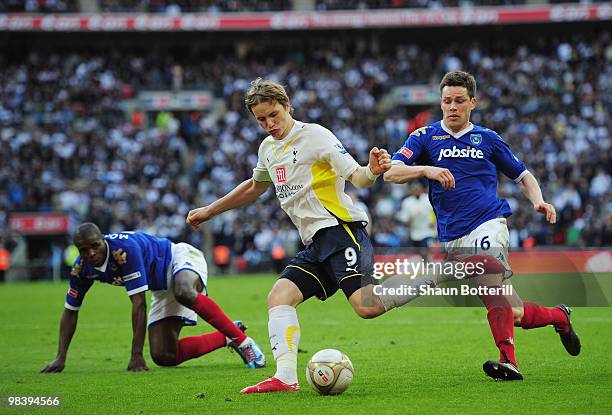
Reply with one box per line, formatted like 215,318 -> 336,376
397,182 -> 437,249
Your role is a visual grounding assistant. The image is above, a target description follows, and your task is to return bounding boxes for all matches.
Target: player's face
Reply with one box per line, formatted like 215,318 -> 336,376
251,100 -> 294,140
75,236 -> 106,267
440,86 -> 476,133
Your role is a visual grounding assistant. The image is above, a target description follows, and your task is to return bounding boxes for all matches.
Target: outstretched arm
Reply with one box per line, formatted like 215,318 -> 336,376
384,164 -> 455,190
518,172 -> 556,224
186,178 -> 271,229
127,291 -> 149,372
41,309 -> 78,373
348,147 -> 392,189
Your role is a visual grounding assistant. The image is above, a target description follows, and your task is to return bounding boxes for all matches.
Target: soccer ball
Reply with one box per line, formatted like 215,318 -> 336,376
305,349 -> 354,395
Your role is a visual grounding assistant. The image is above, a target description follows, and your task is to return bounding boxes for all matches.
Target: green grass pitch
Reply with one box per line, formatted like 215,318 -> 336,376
1,274 -> 611,414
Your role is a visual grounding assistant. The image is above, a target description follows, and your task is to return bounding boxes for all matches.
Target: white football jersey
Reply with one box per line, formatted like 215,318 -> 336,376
398,194 -> 437,241
253,120 -> 369,244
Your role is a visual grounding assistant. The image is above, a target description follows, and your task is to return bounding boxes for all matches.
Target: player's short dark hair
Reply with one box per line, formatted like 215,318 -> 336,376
244,78 -> 293,116
439,71 -> 477,98
74,222 -> 103,242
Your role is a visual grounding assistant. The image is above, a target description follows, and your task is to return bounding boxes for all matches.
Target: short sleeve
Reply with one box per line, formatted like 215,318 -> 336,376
253,142 -> 272,182
115,245 -> 149,296
392,129 -> 427,165
490,133 -> 528,182
317,127 -> 360,179
65,258 -> 94,310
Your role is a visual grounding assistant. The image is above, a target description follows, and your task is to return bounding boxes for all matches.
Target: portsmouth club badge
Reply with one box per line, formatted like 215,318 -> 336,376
470,134 -> 482,146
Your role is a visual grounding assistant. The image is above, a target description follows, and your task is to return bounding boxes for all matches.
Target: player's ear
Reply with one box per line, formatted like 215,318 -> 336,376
470,97 -> 477,110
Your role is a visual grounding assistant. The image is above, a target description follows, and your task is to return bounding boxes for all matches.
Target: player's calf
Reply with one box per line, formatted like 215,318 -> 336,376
348,286 -> 386,318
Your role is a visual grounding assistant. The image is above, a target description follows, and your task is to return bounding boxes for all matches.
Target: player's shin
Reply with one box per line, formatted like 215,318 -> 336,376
520,301 -> 568,330
176,332 -> 227,365
190,294 -> 247,344
482,292 -> 517,366
374,275 -> 435,311
268,305 -> 301,385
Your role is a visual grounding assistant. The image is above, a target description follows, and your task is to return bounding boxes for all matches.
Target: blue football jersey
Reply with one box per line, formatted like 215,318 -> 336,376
392,121 -> 528,242
65,232 -> 172,310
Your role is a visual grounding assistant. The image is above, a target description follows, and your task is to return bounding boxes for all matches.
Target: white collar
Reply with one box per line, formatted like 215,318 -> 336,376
441,120 -> 474,138
94,240 -> 110,272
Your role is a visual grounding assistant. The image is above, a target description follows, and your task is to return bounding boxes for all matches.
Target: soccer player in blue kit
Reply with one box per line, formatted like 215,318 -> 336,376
385,71 -> 581,380
41,223 -> 265,372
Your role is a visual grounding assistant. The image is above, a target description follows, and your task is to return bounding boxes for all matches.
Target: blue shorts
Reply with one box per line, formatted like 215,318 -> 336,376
280,222 -> 376,301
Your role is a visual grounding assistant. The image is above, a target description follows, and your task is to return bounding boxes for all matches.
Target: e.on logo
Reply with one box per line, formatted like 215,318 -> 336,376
275,167 -> 287,183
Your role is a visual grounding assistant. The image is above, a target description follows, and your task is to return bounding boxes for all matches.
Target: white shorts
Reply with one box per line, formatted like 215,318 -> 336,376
148,242 -> 208,327
443,217 -> 512,279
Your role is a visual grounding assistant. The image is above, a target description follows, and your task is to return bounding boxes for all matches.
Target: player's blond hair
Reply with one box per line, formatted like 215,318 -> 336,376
440,71 -> 477,98
244,78 -> 293,116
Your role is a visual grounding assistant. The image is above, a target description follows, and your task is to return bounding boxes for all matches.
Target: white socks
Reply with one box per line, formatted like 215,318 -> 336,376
268,305 -> 300,385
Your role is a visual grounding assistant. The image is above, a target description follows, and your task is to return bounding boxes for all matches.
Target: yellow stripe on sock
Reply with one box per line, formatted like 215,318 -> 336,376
286,325 -> 300,352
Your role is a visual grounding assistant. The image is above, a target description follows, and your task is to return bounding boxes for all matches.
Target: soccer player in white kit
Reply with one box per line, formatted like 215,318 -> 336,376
385,71 -> 581,381
187,78 -> 434,393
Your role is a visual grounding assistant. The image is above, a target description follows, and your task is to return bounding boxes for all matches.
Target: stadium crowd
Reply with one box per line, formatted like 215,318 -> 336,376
0,30 -> 610,272
98,0 -> 291,13
97,0 -> 528,12
0,0 -> 77,12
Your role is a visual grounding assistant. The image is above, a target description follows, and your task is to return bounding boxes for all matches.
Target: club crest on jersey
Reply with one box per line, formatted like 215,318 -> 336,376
275,167 -> 287,183
70,260 -> 84,277
470,134 -> 482,146
112,248 -> 127,265
400,147 -> 413,158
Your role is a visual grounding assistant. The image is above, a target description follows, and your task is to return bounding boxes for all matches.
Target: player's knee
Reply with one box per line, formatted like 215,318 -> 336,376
267,287 -> 299,308
151,351 -> 177,367
267,278 -> 302,308
173,280 -> 197,307
513,306 -> 524,325
268,289 -> 288,308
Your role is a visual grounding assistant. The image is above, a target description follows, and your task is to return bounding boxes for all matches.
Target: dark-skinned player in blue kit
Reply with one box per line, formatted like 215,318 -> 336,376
41,223 -> 265,373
